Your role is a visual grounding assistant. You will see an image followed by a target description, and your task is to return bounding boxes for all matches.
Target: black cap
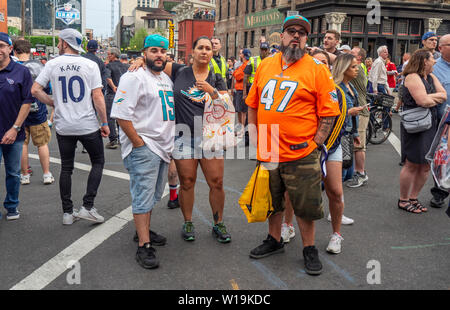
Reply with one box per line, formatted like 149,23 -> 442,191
87,40 -> 98,51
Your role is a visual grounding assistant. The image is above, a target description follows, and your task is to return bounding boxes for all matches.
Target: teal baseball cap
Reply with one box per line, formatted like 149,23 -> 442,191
143,34 -> 169,50
282,15 -> 311,34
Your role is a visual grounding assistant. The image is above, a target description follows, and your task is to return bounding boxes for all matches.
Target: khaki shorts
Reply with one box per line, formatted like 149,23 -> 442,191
267,149 -> 323,221
355,115 -> 369,152
25,121 -> 51,147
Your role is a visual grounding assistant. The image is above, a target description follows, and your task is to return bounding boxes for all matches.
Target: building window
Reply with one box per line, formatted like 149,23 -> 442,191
272,0 -> 276,7
244,31 -> 248,47
263,0 -> 267,9
313,18 -> 319,34
351,17 -> 364,34
251,30 -> 255,47
149,20 -> 156,29
367,23 -> 379,34
234,32 -> 238,58
236,0 -> 239,16
409,20 -> 421,37
382,19 -> 394,35
219,1 -> 222,20
321,18 -> 327,34
227,0 -> 230,19
437,21 -> 450,36
341,17 -> 350,33
252,0 -> 256,12
245,0 -> 249,13
397,20 -> 408,36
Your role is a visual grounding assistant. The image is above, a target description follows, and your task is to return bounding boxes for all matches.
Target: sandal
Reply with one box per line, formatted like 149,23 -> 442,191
409,199 -> 428,212
398,199 -> 422,214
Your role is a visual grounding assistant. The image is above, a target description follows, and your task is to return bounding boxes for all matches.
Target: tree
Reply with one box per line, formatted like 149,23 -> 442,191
128,28 -> 148,51
8,26 -> 21,36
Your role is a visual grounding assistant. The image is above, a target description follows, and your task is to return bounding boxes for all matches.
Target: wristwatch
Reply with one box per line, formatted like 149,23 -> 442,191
13,125 -> 21,132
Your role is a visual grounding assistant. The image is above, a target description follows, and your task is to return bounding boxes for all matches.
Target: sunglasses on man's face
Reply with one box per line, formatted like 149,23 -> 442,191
285,28 -> 307,37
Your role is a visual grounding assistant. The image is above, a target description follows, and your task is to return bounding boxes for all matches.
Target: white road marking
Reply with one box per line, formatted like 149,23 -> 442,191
387,132 -> 401,156
28,154 -> 130,180
11,154 -> 168,290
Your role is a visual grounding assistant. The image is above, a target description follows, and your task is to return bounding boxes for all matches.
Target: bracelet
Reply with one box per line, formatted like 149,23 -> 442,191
101,123 -> 108,127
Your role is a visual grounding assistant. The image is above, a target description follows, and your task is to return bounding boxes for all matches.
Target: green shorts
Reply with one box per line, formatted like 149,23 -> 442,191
266,149 -> 324,221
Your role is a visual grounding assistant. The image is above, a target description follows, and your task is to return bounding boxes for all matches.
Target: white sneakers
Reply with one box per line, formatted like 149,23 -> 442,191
327,213 -> 354,225
281,223 -> 295,243
63,211 -> 80,225
326,233 -> 344,254
20,173 -> 54,185
43,173 -> 55,185
20,174 -> 30,185
76,207 -> 105,223
63,207 -> 104,225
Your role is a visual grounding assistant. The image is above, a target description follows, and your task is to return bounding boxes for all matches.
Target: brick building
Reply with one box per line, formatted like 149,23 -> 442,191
215,0 -> 450,64
172,0 -> 216,64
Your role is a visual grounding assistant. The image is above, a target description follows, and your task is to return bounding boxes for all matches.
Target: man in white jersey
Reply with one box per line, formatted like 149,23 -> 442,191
111,34 -> 175,269
32,29 -> 110,225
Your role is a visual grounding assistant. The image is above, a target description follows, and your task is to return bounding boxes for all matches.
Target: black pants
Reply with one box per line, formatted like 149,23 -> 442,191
106,95 -> 118,142
56,130 -> 105,213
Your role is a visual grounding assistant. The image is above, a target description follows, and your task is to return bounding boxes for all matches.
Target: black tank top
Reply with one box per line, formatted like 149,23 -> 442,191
400,74 -> 436,110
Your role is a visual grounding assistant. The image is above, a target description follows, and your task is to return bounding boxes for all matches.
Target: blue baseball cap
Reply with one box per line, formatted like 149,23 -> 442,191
87,40 -> 99,51
143,34 -> 169,50
242,48 -> 251,60
422,31 -> 437,41
282,15 -> 311,34
0,32 -> 12,46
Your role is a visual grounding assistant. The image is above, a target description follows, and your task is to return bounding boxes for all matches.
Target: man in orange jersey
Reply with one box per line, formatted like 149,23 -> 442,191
246,15 -> 340,276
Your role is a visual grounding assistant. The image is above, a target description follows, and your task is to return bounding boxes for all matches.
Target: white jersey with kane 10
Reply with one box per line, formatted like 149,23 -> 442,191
35,54 -> 103,136
110,68 -> 175,162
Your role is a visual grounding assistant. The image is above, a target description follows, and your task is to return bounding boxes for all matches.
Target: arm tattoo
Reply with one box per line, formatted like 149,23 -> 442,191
314,116 -> 336,146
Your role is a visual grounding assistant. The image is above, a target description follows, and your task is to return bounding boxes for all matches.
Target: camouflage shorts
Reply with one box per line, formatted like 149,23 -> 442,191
266,149 -> 324,221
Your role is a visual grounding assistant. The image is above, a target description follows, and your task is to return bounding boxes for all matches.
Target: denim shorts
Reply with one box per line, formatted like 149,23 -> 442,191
173,135 -> 224,160
123,146 -> 168,214
327,143 -> 342,162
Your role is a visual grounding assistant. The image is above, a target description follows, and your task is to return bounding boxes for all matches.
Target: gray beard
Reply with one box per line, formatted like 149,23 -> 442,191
280,44 -> 306,63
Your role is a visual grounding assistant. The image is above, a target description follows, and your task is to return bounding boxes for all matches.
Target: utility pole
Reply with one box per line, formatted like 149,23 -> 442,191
21,0 -> 26,36
30,0 -> 34,36
52,0 -> 56,55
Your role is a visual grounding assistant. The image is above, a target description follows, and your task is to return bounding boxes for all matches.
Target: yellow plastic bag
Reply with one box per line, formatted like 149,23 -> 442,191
238,163 -> 274,223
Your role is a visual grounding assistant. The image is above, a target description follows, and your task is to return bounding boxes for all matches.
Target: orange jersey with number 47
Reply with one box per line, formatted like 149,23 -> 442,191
246,53 -> 340,163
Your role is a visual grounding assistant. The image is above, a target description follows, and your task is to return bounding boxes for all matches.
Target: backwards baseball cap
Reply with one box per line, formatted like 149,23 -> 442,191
120,54 -> 128,60
59,28 -> 85,53
242,48 -> 251,60
143,34 -> 169,50
87,40 -> 99,51
260,42 -> 270,50
422,31 -> 437,41
0,32 -> 13,46
282,15 -> 311,35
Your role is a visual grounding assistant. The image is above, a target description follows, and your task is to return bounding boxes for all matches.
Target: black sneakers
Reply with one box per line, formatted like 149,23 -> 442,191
133,230 -> 167,246
303,246 -> 323,275
136,243 -> 159,269
249,235 -> 284,259
167,198 -> 180,209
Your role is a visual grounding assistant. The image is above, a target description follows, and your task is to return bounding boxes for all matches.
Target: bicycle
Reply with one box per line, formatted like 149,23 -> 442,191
366,93 -> 395,145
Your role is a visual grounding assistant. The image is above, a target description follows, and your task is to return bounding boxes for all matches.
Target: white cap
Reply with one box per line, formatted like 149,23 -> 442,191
339,45 -> 351,51
59,28 -> 85,53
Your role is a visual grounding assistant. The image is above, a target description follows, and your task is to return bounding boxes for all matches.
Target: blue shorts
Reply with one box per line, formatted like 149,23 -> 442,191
172,135 -> 224,160
327,143 -> 342,162
123,146 -> 168,214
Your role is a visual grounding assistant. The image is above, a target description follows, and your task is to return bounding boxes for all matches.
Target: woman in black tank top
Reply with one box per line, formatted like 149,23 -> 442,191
398,49 -> 447,214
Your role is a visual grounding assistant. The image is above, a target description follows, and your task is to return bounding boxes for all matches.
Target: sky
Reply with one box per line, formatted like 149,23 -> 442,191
86,0 -> 119,38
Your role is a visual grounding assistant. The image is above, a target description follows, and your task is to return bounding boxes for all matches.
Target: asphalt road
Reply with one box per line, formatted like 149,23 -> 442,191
0,114 -> 449,291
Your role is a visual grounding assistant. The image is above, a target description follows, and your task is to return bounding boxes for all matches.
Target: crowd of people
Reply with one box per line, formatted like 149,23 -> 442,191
0,14 -> 449,275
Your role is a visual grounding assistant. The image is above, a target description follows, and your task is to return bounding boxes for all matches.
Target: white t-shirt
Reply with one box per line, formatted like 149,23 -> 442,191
110,68 -> 175,162
35,54 -> 102,136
